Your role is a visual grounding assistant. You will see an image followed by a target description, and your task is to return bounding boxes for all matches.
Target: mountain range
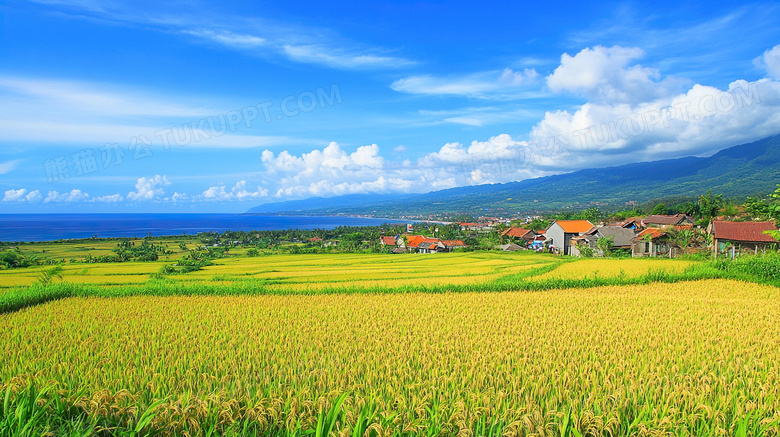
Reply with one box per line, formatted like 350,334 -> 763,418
247,135 -> 780,218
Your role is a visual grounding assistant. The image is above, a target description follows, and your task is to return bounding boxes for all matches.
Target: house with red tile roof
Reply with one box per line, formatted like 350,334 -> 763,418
500,227 -> 537,245
631,227 -> 672,257
631,224 -> 696,257
709,221 -> 778,257
395,235 -> 466,253
459,222 -> 478,231
379,236 -> 397,246
402,235 -> 446,253
441,240 -> 467,250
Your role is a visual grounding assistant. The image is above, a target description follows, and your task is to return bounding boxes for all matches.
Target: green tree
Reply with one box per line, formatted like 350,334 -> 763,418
610,209 -> 642,221
744,196 -> 772,220
667,227 -> 698,254
596,236 -> 614,257
650,203 -> 668,215
580,207 -> 602,224
576,243 -> 595,257
674,201 -> 699,217
524,218 -> 550,231
770,184 -> 780,223
36,265 -> 64,286
697,189 -> 724,222
764,184 -> 780,240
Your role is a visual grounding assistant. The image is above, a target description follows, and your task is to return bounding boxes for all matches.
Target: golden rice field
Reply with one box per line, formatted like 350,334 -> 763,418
526,258 -> 695,282
1,279 -> 779,436
0,252 -> 558,291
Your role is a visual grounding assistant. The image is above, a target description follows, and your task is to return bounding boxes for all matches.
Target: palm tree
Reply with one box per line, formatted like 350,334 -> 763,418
667,227 -> 698,255
37,265 -> 64,286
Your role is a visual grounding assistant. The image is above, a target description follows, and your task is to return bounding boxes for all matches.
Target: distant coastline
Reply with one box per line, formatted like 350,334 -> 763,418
0,213 -> 397,243
242,212 -> 452,225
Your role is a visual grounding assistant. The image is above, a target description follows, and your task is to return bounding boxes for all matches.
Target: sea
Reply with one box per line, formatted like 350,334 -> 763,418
0,214 -> 399,242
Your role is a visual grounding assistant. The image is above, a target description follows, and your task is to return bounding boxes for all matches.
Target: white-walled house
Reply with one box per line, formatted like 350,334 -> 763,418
545,220 -> 594,255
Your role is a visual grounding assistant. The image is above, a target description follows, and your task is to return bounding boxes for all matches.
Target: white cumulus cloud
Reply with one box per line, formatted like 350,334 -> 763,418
127,175 -> 170,201
547,45 -> 682,104
201,181 -> 269,201
2,188 -> 42,202
755,44 -> 780,80
93,194 -> 124,203
45,189 -> 90,203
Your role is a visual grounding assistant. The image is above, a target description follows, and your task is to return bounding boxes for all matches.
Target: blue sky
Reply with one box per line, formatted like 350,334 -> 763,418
2,0 -> 780,212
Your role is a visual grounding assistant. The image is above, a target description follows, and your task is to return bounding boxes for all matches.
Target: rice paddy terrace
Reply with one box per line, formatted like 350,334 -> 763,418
1,250 -> 779,436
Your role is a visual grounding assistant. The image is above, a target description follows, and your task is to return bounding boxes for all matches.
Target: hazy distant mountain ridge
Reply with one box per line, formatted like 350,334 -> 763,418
247,135 -> 780,217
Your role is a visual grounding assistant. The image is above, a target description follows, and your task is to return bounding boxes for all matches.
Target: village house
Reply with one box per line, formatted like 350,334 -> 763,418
498,243 -> 524,251
379,236 -> 397,247
500,227 -> 537,246
569,226 -> 637,256
441,240 -> 467,250
459,222 -> 478,231
642,214 -> 694,228
544,220 -> 594,255
631,228 -> 675,257
618,217 -> 644,230
392,235 -> 467,253
402,235 -> 444,253
709,221 -> 778,257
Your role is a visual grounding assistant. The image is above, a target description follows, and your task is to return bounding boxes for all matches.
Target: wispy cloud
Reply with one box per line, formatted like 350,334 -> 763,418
29,0 -> 415,70
282,45 -> 415,69
182,30 -> 267,49
0,77 -> 214,119
0,118 -> 311,149
414,106 -> 540,127
391,68 -> 540,99
566,5 -> 780,76
0,77 -> 323,148
0,159 -> 22,175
